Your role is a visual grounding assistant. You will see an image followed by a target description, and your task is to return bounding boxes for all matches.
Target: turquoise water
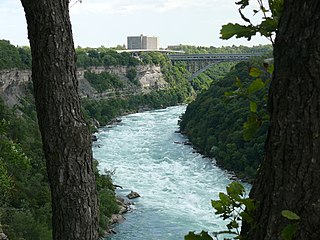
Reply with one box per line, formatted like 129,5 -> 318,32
93,106 -> 244,240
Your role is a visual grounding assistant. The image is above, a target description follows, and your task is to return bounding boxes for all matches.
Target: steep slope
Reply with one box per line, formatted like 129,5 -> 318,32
180,61 -> 269,180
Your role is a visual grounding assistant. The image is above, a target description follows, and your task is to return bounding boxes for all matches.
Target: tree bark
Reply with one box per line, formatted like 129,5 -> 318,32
242,1 -> 320,239
20,1 -> 99,239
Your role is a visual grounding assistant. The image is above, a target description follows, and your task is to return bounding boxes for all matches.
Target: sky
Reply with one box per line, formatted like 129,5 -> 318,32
0,0 -> 270,48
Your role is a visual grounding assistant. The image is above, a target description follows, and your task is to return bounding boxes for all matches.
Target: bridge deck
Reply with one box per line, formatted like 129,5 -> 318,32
168,53 -> 261,61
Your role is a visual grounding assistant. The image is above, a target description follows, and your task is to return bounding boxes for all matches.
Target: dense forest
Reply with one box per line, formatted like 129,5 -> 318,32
179,57 -> 272,180
0,38 -> 274,238
0,94 -> 119,239
0,40 -> 195,239
5,0 -> 319,238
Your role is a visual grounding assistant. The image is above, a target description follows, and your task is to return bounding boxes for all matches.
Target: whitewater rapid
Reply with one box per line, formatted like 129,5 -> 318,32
93,105 -> 246,240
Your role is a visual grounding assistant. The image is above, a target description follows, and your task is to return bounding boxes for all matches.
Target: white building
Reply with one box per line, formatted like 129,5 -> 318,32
127,35 -> 158,50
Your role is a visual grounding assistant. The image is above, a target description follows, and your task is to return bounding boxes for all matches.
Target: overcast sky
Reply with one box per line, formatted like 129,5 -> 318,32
0,0 -> 270,48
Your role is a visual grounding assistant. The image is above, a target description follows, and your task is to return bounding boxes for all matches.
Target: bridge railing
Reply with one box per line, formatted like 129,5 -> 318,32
168,53 -> 262,61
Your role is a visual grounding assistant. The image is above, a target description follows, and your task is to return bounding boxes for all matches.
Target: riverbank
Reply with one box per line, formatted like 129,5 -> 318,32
93,106 -> 244,240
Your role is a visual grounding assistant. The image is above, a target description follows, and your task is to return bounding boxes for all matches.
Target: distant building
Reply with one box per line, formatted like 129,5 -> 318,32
127,35 -> 158,50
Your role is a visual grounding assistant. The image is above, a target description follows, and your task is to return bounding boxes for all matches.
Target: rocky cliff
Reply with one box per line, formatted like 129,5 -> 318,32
0,64 -> 168,107
0,69 -> 31,107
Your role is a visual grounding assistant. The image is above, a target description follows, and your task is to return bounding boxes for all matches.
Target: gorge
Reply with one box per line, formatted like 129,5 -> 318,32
0,42 -> 270,239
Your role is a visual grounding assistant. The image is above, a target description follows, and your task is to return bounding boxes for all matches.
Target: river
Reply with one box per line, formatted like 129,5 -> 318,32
93,105 -> 247,240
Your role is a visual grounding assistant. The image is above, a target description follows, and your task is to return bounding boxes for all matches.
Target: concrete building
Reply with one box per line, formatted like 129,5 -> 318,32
127,35 -> 158,50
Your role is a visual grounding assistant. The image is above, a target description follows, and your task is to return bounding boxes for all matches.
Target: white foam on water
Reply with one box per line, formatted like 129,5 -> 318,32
93,106 -> 248,240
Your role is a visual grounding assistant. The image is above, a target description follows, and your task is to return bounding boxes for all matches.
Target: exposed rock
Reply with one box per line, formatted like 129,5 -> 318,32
137,65 -> 168,91
0,64 -> 169,108
103,228 -> 117,238
113,184 -> 123,189
127,191 -> 141,199
0,69 -> 31,107
119,206 -> 128,214
91,118 -> 100,128
116,196 -> 125,204
230,175 -> 238,181
0,232 -> 8,240
109,118 -> 122,125
91,135 -> 98,142
110,214 -> 125,224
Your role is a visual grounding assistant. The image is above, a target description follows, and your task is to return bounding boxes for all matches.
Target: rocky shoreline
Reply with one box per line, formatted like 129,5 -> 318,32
103,191 -> 140,238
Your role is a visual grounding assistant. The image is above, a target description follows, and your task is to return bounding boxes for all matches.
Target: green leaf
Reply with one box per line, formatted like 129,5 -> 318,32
185,231 -> 213,240
226,182 -> 245,199
219,192 -> 232,205
281,223 -> 299,240
211,200 -> 224,214
269,0 -> 284,18
250,101 -> 257,113
249,67 -> 262,77
231,220 -> 239,229
247,79 -> 265,94
224,91 -> 238,97
281,210 -> 300,220
220,23 -> 257,40
243,115 -> 261,140
234,77 -> 243,88
240,198 -> 256,213
240,211 -> 254,224
258,18 -> 278,37
267,64 -> 274,74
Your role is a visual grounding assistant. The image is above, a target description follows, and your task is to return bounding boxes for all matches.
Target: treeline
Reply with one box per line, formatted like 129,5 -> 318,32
0,40 -> 31,70
0,94 -> 119,239
0,40 -> 170,70
179,60 -> 270,180
0,39 -> 272,71
76,47 -> 170,68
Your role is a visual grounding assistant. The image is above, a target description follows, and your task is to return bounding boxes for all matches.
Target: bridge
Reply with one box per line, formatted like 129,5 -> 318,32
168,53 -> 261,80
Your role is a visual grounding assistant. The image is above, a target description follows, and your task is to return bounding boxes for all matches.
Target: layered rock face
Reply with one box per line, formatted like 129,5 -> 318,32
0,65 -> 168,106
0,69 -> 31,107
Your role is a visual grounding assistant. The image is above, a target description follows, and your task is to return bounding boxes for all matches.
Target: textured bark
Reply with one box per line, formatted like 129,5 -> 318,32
242,1 -> 320,239
20,1 -> 99,239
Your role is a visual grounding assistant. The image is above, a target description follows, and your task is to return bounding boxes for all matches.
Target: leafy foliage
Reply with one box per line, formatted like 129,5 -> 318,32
220,0 -> 283,44
0,97 -> 52,239
0,94 -> 119,239
180,60 -> 270,180
0,40 -> 31,70
93,161 -> 119,235
281,210 -> 300,240
281,210 -> 300,221
75,47 -> 140,68
185,182 -> 255,240
126,68 -> 138,84
224,64 -> 272,140
84,71 -> 125,92
185,231 -> 213,240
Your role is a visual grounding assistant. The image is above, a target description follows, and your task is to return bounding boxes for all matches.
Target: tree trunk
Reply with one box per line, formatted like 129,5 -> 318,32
20,1 -> 99,239
242,1 -> 320,239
